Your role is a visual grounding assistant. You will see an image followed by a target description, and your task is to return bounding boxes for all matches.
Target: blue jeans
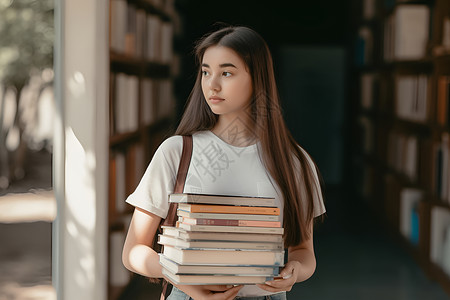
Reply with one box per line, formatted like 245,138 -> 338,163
167,286 -> 287,300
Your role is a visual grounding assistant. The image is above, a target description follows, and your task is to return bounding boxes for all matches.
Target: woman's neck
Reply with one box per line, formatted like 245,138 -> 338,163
211,115 -> 257,147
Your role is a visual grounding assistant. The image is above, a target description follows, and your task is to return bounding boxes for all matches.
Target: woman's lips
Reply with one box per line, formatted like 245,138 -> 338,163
209,97 -> 225,104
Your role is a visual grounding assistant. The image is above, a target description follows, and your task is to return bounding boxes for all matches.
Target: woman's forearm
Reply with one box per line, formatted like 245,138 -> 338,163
287,247 -> 316,282
123,244 -> 163,278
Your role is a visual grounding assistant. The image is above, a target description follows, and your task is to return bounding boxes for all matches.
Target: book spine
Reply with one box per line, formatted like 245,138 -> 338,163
170,194 -> 276,207
180,217 -> 281,228
177,210 -> 280,221
177,222 -> 284,234
164,247 -> 285,266
180,204 -> 280,215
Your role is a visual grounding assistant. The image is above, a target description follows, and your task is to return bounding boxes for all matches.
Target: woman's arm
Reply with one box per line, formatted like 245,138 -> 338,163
122,207 -> 243,299
122,207 -> 163,278
257,222 -> 316,292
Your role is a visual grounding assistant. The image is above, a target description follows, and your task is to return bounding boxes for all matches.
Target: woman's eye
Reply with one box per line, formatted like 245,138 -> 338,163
201,70 -> 209,76
223,71 -> 232,77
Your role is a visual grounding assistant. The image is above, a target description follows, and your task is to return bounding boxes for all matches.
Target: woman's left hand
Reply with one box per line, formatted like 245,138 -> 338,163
256,261 -> 300,292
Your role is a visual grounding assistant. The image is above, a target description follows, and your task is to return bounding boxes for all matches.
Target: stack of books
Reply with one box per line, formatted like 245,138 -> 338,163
158,193 -> 284,285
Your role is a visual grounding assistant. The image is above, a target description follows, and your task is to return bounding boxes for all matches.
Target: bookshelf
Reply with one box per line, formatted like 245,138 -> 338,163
107,0 -> 180,298
351,0 -> 450,296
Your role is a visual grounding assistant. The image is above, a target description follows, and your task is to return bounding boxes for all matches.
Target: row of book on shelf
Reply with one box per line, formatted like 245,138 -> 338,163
386,130 -> 450,204
383,5 -> 430,62
110,72 -> 175,134
359,0 -> 431,21
110,0 -> 174,63
386,130 -> 420,182
357,118 -> 450,207
395,74 -> 429,123
357,116 -> 375,155
360,72 -> 431,122
386,130 -> 450,205
158,193 -> 285,285
356,4 -> 432,66
437,76 -> 450,127
399,187 -> 450,276
434,132 -> 450,205
110,144 -> 146,216
110,214 -> 133,287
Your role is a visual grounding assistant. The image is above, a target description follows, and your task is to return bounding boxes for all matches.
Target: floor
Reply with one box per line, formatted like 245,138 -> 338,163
0,149 -> 55,300
119,187 -> 450,300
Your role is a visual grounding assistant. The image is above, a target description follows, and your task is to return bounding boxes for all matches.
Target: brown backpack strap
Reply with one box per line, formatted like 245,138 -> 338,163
160,135 -> 192,299
162,135 -> 193,226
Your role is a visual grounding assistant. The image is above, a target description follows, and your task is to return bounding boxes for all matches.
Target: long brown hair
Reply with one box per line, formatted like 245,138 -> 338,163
175,26 -> 323,247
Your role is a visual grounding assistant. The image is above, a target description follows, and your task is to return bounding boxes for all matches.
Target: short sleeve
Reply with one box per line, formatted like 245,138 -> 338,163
125,135 -> 183,218
297,147 -> 326,218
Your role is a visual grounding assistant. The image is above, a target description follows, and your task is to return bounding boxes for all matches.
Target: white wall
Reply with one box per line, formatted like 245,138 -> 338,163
53,0 -> 109,299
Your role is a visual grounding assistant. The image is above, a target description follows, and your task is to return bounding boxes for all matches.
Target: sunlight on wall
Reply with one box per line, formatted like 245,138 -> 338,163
65,127 -> 95,231
53,1 -> 109,298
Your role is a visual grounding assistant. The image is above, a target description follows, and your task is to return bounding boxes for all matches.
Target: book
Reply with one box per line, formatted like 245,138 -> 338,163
161,226 -> 283,243
442,225 -> 450,276
437,76 -> 450,126
176,210 -> 280,222
158,234 -> 283,251
179,216 -> 281,228
162,245 -> 284,266
399,188 -> 424,243
146,14 -> 161,62
393,5 -> 430,60
141,78 -> 155,125
362,0 -> 376,20
162,268 -> 274,285
158,79 -> 175,118
159,254 -> 281,275
177,203 -> 280,215
430,207 -> 450,268
110,0 -> 127,53
395,75 -> 429,123
169,193 -> 277,207
176,222 -> 284,235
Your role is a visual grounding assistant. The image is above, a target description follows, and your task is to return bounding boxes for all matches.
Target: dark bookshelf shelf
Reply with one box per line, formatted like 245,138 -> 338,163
109,117 -> 174,148
381,59 -> 434,73
109,130 -> 141,148
129,0 -> 171,20
109,217 -> 127,231
392,118 -> 433,135
434,54 -> 450,73
381,0 -> 435,17
108,285 -> 127,300
143,116 -> 174,133
110,52 -> 171,78
385,166 -> 423,188
429,198 -> 450,211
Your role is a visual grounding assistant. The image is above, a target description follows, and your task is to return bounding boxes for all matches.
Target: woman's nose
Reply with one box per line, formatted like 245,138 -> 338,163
209,75 -> 221,91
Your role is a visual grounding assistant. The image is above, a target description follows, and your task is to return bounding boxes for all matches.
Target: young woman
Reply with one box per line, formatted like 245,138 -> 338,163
122,25 -> 326,300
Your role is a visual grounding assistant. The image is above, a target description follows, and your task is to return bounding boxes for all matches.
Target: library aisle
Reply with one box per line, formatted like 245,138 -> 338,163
117,187 -> 449,300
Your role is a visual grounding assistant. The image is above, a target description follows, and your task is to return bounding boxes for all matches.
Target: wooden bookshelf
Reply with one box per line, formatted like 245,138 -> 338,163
107,0 -> 180,298
351,0 -> 450,296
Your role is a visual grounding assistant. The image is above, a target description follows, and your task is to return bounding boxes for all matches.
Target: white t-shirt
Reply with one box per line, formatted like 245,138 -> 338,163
126,130 -> 326,297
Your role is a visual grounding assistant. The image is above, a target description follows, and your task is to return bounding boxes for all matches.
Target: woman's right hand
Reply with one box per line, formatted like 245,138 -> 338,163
174,284 -> 243,300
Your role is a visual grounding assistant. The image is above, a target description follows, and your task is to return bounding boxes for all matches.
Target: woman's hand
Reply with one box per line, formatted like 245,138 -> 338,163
173,284 -> 243,300
256,261 -> 300,293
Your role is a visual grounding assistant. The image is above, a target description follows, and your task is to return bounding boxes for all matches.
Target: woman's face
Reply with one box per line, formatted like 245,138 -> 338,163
201,45 -> 253,120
